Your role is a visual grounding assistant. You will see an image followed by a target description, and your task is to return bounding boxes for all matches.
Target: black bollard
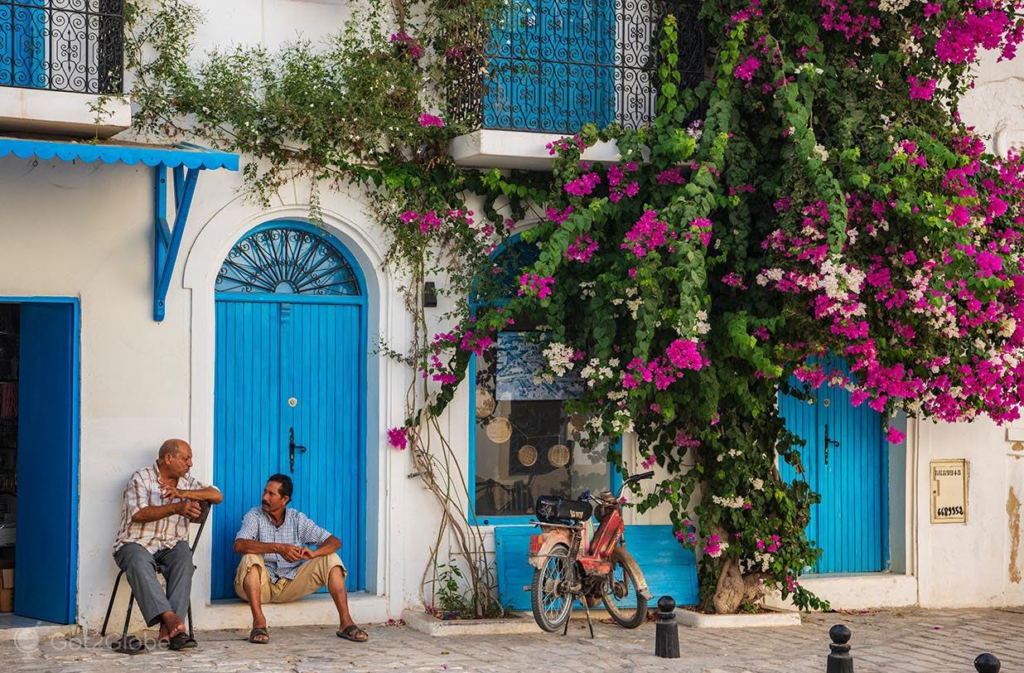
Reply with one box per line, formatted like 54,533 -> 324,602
654,595 -> 680,659
975,654 -> 1001,672
826,624 -> 854,673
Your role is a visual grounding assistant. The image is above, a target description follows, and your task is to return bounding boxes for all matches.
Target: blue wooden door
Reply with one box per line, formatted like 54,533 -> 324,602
484,0 -> 616,132
212,224 -> 366,599
16,302 -> 78,623
283,302 -> 365,588
778,360 -> 888,573
212,300 -> 283,600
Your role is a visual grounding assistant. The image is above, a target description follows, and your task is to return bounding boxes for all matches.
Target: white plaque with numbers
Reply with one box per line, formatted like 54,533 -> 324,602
930,459 -> 968,524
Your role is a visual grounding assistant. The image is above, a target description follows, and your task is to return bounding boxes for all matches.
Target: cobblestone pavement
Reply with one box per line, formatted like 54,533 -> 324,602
4,607 -> 1023,672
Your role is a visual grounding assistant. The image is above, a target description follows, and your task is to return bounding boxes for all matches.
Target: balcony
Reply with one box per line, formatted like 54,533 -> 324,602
0,1 -> 129,138
448,0 -> 703,169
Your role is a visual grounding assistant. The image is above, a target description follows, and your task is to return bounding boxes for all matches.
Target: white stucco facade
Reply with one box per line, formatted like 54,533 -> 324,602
0,0 -> 1022,633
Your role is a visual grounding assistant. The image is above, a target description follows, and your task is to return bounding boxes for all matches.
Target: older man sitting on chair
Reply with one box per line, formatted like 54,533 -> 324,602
113,439 -> 222,651
234,474 -> 368,644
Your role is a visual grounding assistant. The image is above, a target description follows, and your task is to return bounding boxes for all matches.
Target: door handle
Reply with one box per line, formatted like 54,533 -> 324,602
823,422 -> 840,465
289,426 -> 307,473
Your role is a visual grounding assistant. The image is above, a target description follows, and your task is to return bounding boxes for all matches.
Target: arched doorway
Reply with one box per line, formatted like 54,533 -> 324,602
210,222 -> 367,599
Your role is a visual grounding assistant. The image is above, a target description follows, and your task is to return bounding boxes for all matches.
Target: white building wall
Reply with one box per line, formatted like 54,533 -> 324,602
0,0 -> 1022,632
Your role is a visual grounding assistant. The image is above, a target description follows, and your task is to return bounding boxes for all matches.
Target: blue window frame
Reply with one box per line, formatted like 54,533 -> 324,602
468,239 -> 621,525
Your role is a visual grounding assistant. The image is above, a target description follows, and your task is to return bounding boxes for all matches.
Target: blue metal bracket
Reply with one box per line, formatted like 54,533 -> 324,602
153,163 -> 202,322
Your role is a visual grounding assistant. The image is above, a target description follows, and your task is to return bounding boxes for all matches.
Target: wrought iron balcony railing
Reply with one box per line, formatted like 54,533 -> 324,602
448,0 -> 704,135
0,0 -> 124,95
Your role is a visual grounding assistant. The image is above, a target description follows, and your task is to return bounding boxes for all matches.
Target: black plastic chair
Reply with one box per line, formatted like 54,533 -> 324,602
101,501 -> 212,643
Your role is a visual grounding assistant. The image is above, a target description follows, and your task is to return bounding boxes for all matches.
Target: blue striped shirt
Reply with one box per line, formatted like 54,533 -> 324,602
235,507 -> 332,583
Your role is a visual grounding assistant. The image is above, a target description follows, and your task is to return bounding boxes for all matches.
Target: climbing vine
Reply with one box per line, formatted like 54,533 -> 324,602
123,0 -> 510,618
123,0 -> 1024,615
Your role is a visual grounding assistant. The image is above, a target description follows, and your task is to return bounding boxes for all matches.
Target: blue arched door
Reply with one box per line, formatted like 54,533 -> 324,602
778,359 -> 888,574
211,222 -> 367,599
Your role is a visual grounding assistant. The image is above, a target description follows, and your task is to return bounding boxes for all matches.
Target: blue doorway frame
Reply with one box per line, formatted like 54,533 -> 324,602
2,296 -> 80,624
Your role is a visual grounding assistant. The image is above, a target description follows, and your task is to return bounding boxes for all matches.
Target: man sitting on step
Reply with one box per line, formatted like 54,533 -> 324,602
233,473 -> 369,644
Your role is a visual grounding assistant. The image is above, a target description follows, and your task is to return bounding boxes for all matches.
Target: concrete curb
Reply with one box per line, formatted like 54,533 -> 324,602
675,609 -> 803,629
0,622 -> 80,644
402,609 -> 542,637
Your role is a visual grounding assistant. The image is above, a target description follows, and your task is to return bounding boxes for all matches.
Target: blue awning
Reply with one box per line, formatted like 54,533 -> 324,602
0,136 -> 239,171
2,135 -> 240,322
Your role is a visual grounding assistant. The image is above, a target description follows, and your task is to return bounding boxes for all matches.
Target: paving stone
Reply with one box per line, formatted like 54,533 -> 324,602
2,607 -> 1022,672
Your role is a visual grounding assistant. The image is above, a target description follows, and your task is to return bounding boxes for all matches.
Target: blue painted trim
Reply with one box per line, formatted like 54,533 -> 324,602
0,137 -> 240,171
214,293 -> 368,307
0,296 -> 80,623
153,165 -> 200,321
357,303 -> 368,586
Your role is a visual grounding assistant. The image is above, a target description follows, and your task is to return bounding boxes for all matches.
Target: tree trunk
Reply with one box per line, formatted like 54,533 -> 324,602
712,558 -> 769,613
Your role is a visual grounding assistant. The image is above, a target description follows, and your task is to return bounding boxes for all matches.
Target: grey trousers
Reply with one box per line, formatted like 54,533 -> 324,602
114,541 -> 194,627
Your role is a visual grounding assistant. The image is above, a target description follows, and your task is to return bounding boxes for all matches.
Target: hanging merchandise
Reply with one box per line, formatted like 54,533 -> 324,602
0,384 -> 16,418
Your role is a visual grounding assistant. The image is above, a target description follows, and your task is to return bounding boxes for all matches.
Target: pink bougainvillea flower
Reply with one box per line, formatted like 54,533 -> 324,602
908,76 -> 938,100
566,234 -> 599,263
387,427 -> 408,450
975,250 -> 1003,277
518,273 -> 555,300
564,172 -> 602,197
666,339 -> 704,371
418,113 -> 444,128
886,426 -> 906,444
948,204 -> 971,226
734,56 -> 761,82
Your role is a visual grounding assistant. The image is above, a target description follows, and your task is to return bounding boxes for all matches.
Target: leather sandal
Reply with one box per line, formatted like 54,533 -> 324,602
168,633 -> 198,651
337,624 -> 368,642
248,627 -> 270,644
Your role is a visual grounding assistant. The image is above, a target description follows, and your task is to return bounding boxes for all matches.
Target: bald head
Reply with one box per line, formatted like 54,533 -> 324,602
158,439 -> 194,478
159,439 -> 189,460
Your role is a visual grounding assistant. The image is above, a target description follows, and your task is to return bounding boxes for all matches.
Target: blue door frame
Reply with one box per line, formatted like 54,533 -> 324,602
211,222 -> 368,600
4,297 -> 80,624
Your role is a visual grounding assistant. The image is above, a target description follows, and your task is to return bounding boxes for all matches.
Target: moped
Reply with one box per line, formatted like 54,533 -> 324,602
528,470 -> 655,635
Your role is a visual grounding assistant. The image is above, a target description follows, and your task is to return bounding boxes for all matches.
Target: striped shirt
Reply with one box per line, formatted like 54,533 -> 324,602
113,463 -> 213,554
235,507 -> 332,583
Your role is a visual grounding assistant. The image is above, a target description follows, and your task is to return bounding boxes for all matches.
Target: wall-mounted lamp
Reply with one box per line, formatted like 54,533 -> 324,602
423,281 -> 438,308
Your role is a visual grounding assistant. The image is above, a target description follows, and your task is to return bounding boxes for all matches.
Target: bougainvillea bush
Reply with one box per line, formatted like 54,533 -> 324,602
424,0 -> 1024,612
129,0 -> 1024,613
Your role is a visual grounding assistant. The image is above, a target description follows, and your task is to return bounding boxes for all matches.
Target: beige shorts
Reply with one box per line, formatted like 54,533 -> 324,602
234,553 -> 346,604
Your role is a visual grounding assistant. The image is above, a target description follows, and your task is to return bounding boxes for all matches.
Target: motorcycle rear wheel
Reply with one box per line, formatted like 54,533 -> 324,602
601,548 -> 648,629
531,543 -> 575,632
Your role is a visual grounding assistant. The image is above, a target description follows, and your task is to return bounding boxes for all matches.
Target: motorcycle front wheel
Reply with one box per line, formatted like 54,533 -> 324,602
530,543 -> 575,632
601,548 -> 648,629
